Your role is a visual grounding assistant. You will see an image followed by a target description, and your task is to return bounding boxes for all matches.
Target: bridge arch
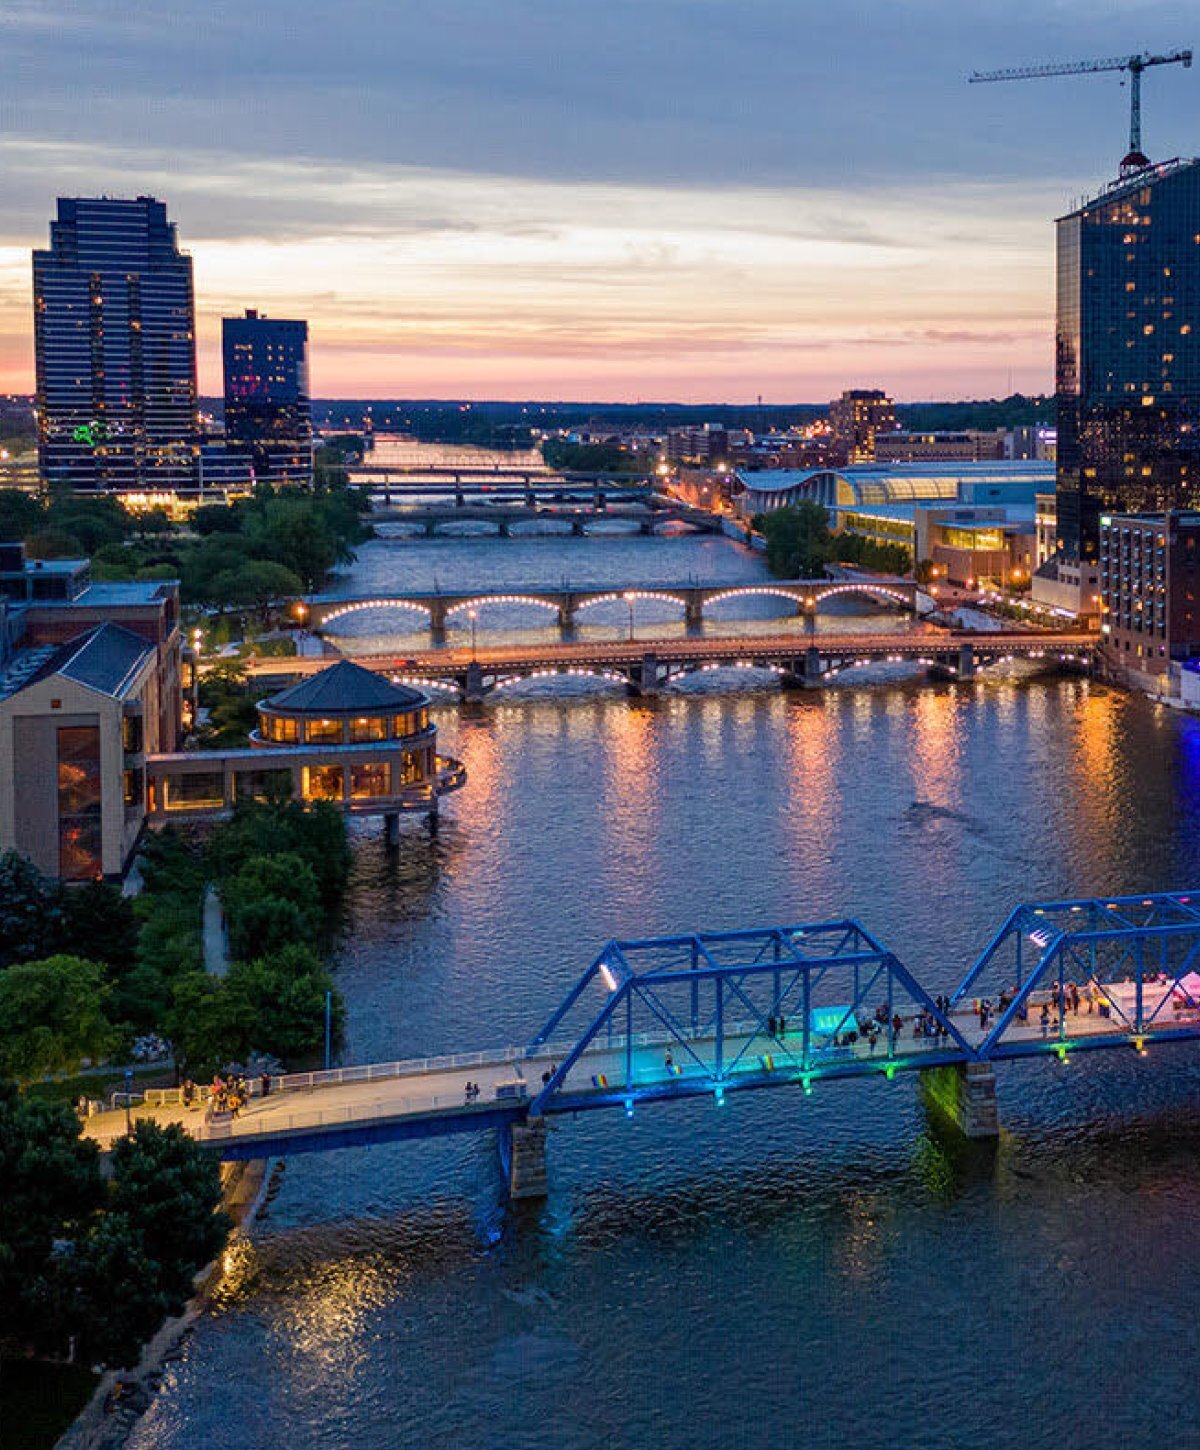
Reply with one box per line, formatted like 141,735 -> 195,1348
491,667 -> 628,691
444,594 -> 562,617
574,590 -> 689,613
704,585 -> 810,611
812,583 -> 913,610
317,599 -> 433,631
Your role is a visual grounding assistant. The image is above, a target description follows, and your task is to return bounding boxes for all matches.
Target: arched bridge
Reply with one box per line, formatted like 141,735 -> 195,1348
83,890 -> 1200,1200
371,504 -> 721,537
303,579 -> 920,635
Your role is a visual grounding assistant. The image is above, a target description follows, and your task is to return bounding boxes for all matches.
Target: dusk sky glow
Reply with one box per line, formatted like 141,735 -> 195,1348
4,0 -> 1199,401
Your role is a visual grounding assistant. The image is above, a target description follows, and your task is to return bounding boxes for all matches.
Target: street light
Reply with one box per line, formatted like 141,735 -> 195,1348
467,607 -> 478,661
124,1068 -> 133,1137
624,591 -> 636,641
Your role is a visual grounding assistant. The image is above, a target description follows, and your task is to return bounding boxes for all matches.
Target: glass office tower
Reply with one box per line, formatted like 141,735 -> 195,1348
33,196 -> 200,492
1056,158 -> 1200,560
222,309 -> 312,486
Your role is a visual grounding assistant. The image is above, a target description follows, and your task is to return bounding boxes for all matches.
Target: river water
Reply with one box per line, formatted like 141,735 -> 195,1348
130,533 -> 1200,1450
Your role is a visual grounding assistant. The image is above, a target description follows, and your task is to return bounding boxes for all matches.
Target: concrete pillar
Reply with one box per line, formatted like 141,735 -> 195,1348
803,646 -> 822,684
464,661 -> 485,703
424,519 -> 437,537
557,601 -> 576,630
454,489 -> 465,509
499,519 -> 511,538
571,519 -> 585,537
638,652 -> 660,696
919,1062 -> 999,1140
958,643 -> 976,679
507,1118 -> 549,1199
384,812 -> 400,847
428,599 -> 448,634
684,592 -> 704,627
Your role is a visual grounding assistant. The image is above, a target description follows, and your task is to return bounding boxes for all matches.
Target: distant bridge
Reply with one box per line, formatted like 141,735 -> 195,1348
371,504 -> 720,537
85,891 -> 1200,1199
247,628 -> 1096,699
303,578 -> 921,635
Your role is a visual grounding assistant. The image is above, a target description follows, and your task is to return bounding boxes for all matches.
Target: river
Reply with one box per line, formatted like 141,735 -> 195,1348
129,531 -> 1200,1450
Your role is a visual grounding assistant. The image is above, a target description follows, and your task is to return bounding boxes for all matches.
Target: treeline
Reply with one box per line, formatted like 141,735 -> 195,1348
540,439 -> 649,474
0,799 -> 349,1085
1,1094 -> 227,1368
895,393 -> 1052,433
0,485 -> 368,614
752,502 -> 911,579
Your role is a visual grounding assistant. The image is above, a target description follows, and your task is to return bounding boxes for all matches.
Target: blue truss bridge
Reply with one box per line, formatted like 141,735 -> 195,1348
84,891 -> 1200,1196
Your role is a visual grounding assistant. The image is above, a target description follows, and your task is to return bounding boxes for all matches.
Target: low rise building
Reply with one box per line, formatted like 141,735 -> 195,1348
0,543 -> 465,879
874,430 -> 1006,464
1099,511 -> 1200,678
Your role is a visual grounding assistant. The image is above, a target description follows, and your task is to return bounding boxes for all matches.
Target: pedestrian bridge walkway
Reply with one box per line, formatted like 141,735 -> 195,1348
82,892 -> 1200,1192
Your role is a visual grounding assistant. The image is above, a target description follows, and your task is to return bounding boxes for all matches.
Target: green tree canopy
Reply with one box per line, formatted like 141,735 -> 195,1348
0,956 -> 112,1083
0,850 -> 62,967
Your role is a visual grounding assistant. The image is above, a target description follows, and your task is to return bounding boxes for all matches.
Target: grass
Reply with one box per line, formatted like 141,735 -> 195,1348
24,1063 -> 174,1107
0,1359 -> 100,1450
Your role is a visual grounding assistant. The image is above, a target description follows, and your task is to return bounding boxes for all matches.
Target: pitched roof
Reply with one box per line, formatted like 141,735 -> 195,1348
263,660 -> 428,715
0,622 -> 156,702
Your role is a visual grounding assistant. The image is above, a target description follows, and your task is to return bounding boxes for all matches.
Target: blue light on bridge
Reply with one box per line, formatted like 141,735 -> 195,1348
809,1005 -> 855,1038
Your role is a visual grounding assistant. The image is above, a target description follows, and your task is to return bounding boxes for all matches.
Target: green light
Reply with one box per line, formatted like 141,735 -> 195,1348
801,1075 -> 813,1096
1055,1043 -> 1070,1063
884,1063 -> 896,1081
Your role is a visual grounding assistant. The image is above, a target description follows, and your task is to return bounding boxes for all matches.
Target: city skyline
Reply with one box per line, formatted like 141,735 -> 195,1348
2,1 -> 1199,400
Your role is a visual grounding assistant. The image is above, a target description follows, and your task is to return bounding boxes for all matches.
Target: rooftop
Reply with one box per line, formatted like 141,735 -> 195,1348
0,622 -> 156,702
262,660 -> 428,716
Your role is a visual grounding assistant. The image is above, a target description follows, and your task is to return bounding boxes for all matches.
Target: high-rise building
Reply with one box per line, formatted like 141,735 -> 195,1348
1055,158 -> 1200,560
1099,510 -> 1200,675
33,196 -> 199,492
828,389 -> 897,464
222,309 -> 312,485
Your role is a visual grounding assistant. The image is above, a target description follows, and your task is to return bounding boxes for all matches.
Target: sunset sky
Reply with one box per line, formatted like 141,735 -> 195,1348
3,0 -> 1198,401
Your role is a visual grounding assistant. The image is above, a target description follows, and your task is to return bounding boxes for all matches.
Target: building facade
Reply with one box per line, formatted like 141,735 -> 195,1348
828,390 -> 897,464
1055,159 -> 1200,561
1099,511 -> 1200,675
874,430 -> 1006,464
34,197 -> 199,492
222,309 -> 312,486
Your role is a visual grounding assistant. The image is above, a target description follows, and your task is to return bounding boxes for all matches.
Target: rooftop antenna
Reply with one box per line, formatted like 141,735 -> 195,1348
970,49 -> 1192,174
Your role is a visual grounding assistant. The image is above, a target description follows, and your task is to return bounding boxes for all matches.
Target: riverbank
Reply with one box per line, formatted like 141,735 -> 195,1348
53,1158 -> 277,1450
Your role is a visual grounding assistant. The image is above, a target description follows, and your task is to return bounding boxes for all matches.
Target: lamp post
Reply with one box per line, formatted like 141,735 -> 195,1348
468,607 -> 478,662
124,1068 -> 133,1137
624,591 -> 636,642
324,991 -> 332,1071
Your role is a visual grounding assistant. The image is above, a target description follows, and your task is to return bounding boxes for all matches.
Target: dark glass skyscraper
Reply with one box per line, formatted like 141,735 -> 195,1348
33,196 -> 199,491
222,309 -> 312,486
1056,158 -> 1200,560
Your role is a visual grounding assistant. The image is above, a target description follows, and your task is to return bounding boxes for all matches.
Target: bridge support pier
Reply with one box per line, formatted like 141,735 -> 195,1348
802,646 -> 823,685
633,652 -> 660,696
464,661 -> 485,704
919,1062 -> 999,1141
383,812 -> 400,847
505,1118 -> 549,1200
958,644 -> 976,680
557,602 -> 576,630
684,594 -> 704,627
571,519 -> 585,537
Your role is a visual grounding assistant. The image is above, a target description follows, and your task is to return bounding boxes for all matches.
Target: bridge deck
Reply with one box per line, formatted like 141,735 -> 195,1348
81,986 -> 1190,1159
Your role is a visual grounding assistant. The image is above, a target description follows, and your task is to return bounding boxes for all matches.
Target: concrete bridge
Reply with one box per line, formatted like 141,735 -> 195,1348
248,628 -> 1096,700
303,578 -> 921,635
370,504 -> 719,538
83,892 -> 1200,1200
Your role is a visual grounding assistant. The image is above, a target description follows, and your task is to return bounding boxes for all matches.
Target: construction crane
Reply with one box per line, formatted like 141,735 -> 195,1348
970,50 -> 1192,171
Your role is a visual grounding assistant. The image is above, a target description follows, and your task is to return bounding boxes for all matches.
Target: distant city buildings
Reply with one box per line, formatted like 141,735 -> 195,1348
1055,158 -> 1200,561
828,389 -> 897,464
874,430 -> 1006,464
33,197 -> 199,492
222,308 -> 312,486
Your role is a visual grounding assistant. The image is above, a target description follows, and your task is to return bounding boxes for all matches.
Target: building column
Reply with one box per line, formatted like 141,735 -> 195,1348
505,1117 -> 549,1199
919,1062 -> 999,1140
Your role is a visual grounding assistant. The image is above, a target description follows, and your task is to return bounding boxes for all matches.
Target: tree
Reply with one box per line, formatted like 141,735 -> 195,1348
753,501 -> 832,578
222,852 -> 321,960
0,850 -> 62,967
225,895 -> 311,962
59,879 -> 138,971
165,973 -> 247,1076
0,956 -> 112,1083
227,948 -> 341,1062
0,1083 -> 103,1357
